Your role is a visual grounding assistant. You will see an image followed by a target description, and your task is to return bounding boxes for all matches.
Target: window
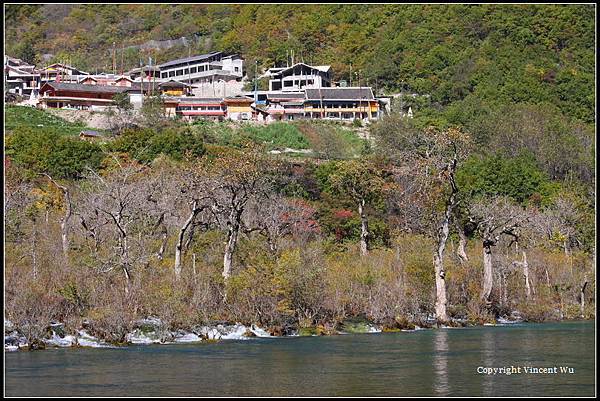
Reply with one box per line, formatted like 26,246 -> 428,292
234,67 -> 239,72
184,68 -> 189,75
191,67 -> 197,74
169,71 -> 175,78
176,69 -> 183,76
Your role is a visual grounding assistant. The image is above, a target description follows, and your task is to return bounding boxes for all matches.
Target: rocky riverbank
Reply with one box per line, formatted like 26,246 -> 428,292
4,312 -> 533,352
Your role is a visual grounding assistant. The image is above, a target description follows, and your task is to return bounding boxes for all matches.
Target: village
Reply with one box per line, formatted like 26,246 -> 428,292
4,52 -> 402,125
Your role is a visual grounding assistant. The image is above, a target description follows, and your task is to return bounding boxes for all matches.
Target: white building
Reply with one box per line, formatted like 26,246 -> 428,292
262,63 -> 331,92
4,56 -> 40,98
157,52 -> 243,84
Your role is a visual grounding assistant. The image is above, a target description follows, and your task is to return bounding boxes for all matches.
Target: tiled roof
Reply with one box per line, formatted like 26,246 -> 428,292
224,95 -> 253,102
158,52 -> 222,69
305,87 -> 374,101
42,82 -> 128,94
267,92 -> 305,100
176,97 -> 223,103
80,130 -> 103,137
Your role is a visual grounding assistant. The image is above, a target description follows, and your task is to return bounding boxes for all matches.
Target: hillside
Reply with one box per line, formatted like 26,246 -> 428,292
5,4 -> 595,124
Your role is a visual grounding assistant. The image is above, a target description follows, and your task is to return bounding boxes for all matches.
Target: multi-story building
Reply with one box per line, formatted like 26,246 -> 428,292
263,63 -> 331,92
174,97 -> 226,122
39,63 -> 89,84
38,82 -> 129,110
304,87 -> 380,120
39,82 -> 157,110
4,56 -> 40,98
157,52 -> 243,84
223,95 -> 253,120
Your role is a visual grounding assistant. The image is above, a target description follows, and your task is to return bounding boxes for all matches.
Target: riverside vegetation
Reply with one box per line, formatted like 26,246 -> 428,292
4,101 -> 595,349
4,3 -> 595,348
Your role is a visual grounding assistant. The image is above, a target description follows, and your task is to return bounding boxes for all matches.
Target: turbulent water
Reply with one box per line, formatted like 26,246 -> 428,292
5,321 -> 595,397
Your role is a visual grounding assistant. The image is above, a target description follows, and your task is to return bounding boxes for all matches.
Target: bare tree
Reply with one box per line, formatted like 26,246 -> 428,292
42,174 -> 72,256
245,194 -> 321,254
75,160 -> 161,294
168,166 -> 215,280
531,194 -> 580,256
328,159 -> 387,256
469,196 -> 528,307
206,151 -> 275,280
372,119 -> 472,324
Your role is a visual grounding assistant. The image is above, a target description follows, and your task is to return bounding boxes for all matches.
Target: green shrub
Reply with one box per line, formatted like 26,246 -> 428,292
7,128 -> 103,178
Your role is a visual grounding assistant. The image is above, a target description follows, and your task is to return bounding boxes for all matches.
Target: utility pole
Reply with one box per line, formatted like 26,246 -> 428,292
149,56 -> 154,97
112,42 -> 116,75
140,59 -> 144,107
318,85 -> 324,119
187,45 -> 191,95
254,59 -> 258,120
358,70 -> 362,119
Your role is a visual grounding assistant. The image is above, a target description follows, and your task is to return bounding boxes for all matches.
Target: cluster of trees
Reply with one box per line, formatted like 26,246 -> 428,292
3,3 -> 595,341
4,106 -> 594,342
5,4 -> 594,123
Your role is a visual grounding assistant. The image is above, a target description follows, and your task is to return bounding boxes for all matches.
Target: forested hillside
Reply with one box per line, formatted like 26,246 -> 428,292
5,4 -> 595,123
3,4 -> 596,348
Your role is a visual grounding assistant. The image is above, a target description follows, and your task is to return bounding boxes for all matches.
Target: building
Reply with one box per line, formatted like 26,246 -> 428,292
79,130 -> 104,141
39,63 -> 89,84
128,65 -> 161,80
159,80 -> 194,96
223,96 -> 253,121
157,52 -> 243,84
79,74 -> 137,87
304,87 -> 380,120
4,56 -> 40,98
263,63 -> 331,92
38,82 -> 129,110
174,97 -> 226,122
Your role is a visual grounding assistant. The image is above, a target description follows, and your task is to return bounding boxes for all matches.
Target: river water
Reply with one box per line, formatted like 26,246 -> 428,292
5,321 -> 595,397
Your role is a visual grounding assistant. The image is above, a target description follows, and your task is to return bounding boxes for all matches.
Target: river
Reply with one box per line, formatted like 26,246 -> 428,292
5,321 -> 595,397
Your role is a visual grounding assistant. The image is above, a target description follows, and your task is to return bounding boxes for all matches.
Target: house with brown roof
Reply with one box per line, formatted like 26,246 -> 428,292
39,82 -> 129,110
174,97 -> 226,122
304,87 -> 380,120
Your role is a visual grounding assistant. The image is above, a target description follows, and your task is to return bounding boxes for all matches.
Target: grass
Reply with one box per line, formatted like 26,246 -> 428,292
240,122 -> 310,150
191,120 -> 365,159
4,105 -> 92,136
296,121 -> 366,159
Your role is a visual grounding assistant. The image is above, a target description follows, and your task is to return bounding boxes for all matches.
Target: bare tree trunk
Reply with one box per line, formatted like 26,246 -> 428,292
119,235 -> 131,295
433,209 -> 451,323
456,222 -> 468,263
501,273 -> 507,307
31,222 -> 38,279
192,253 -> 197,285
223,209 -> 242,281
358,199 -> 369,256
432,159 -> 459,324
580,277 -> 588,318
44,174 -> 72,256
175,202 -> 200,280
123,265 -> 131,295
522,251 -> 531,300
157,230 -> 167,261
481,241 -> 494,305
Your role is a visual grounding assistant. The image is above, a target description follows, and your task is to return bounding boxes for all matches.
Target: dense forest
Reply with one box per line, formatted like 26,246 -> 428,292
5,4 -> 595,123
3,4 -> 596,346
